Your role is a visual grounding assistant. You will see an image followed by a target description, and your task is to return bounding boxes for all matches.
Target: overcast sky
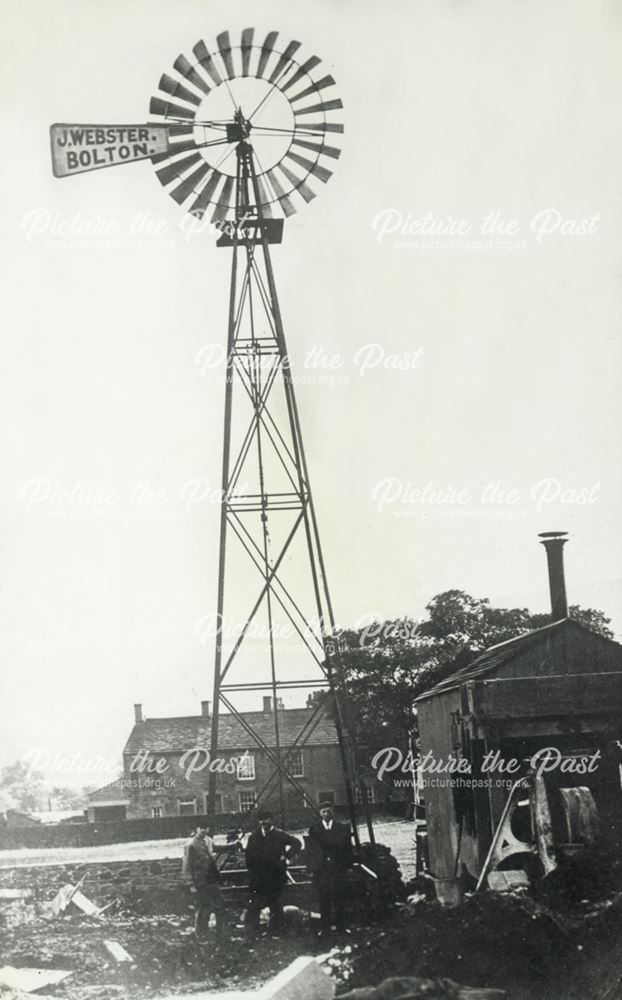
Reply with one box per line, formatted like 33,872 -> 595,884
1,0 -> 621,786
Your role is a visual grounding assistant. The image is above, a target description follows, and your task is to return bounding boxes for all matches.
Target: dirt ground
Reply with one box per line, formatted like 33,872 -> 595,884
1,820 -> 621,1000
2,889 -> 622,1000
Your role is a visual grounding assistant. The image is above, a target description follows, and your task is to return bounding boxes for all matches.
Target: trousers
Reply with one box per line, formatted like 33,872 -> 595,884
245,887 -> 285,933
194,881 -> 226,938
315,867 -> 348,929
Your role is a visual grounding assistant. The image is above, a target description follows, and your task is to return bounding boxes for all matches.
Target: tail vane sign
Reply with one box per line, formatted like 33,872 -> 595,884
50,124 -> 173,177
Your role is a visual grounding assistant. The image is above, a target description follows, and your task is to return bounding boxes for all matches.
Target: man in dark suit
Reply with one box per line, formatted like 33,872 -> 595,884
245,809 -> 301,935
308,800 -> 353,933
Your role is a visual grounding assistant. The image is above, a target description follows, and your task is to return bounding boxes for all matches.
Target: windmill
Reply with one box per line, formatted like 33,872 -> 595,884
51,28 -> 373,844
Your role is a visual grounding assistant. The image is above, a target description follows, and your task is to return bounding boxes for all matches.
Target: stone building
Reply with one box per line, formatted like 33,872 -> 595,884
88,696 -> 350,821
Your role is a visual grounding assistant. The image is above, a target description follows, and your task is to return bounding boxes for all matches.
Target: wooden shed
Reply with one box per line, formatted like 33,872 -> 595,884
416,535 -> 622,891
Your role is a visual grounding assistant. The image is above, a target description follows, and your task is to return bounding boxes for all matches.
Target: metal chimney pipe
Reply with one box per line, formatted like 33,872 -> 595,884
134,703 -> 143,724
538,532 -> 569,621
201,700 -> 210,718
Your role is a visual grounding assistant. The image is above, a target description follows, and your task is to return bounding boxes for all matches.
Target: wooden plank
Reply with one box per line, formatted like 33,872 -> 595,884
71,889 -> 102,916
0,967 -> 72,993
469,672 -> 622,720
485,717 -> 617,739
418,691 -> 464,878
103,940 -> 133,963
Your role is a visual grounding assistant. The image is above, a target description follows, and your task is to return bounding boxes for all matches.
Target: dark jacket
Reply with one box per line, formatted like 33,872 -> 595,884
245,827 -> 301,894
307,820 -> 353,873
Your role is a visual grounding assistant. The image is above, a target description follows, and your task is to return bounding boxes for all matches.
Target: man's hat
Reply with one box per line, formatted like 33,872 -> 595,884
257,809 -> 273,821
319,800 -> 334,809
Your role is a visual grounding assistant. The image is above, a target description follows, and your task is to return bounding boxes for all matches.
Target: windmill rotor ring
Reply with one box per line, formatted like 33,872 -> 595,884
149,29 -> 344,222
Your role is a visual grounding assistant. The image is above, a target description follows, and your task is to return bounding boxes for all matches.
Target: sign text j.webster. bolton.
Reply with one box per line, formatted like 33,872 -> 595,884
50,124 -> 173,177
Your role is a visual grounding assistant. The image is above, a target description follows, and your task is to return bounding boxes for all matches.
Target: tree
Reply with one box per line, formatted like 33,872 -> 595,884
323,592 -> 613,758
0,760 -> 46,813
49,786 -> 93,811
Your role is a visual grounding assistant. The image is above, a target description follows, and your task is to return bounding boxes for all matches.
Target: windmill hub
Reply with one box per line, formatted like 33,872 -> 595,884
226,109 -> 252,144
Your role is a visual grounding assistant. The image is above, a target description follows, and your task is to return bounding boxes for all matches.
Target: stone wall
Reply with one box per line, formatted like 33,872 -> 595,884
0,856 -> 312,915
0,857 -> 189,911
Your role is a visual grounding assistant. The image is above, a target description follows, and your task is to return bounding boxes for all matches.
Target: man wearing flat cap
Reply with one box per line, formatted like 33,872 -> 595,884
245,809 -> 301,935
308,800 -> 353,933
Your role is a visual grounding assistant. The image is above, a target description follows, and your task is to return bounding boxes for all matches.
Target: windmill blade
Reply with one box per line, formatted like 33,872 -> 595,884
295,121 -> 344,134
254,173 -> 275,218
216,31 -> 235,79
155,151 -> 203,187
193,40 -> 223,86
165,138 -> 197,155
211,175 -> 235,221
268,39 -> 301,84
266,168 -> 296,217
294,98 -> 343,116
150,96 -> 195,121
241,28 -> 254,76
173,53 -> 212,95
292,136 -> 341,160
286,149 -> 332,184
158,73 -> 202,107
281,56 -> 321,93
290,75 -> 336,103
151,138 -> 197,165
189,169 -> 223,218
170,160 -> 211,205
167,124 -> 194,137
277,162 -> 316,203
257,31 -> 278,78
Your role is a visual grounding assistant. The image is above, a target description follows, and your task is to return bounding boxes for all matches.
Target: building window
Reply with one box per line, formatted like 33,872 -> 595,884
319,790 -> 335,806
178,799 -> 197,816
355,786 -> 375,805
237,753 -> 256,781
289,749 -> 304,778
151,806 -> 162,819
239,790 -> 256,813
204,793 -> 223,815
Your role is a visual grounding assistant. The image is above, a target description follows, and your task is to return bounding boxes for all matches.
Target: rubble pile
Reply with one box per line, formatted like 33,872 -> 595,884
339,977 -> 506,999
338,893 -> 572,999
539,833 -> 622,912
338,836 -> 622,1000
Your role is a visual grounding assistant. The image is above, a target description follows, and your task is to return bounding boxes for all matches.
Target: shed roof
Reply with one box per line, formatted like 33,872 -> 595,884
123,707 -> 338,755
88,778 -> 129,803
415,617 -> 621,703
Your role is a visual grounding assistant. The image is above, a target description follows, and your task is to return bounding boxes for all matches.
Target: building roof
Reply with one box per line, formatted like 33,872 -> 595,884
123,707 -> 339,755
34,809 -> 85,824
415,617 -> 621,703
88,778 -> 129,804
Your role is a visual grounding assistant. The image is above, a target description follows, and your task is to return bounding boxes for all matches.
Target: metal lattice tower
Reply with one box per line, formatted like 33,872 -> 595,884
50,28 -> 373,842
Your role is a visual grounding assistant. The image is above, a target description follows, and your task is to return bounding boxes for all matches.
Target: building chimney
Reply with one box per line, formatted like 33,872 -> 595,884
201,700 -> 210,718
263,696 -> 272,712
538,532 -> 569,622
134,703 -> 143,724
